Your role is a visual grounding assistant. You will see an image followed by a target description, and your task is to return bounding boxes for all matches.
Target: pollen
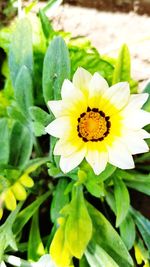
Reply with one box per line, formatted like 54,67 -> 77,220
77,108 -> 111,142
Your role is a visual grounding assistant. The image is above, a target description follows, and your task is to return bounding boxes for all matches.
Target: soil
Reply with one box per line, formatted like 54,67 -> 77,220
64,0 -> 150,15
51,4 -> 150,91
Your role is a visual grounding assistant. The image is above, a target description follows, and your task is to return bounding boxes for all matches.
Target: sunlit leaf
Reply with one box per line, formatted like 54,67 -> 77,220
120,214 -> 136,250
9,18 -> 33,87
87,202 -> 133,267
43,36 -> 70,102
85,242 -> 119,267
65,186 -> 92,259
114,177 -> 130,227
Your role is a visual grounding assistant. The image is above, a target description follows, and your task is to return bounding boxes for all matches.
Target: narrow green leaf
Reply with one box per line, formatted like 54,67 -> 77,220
0,203 -> 22,261
131,208 -> 150,251
117,170 -> 150,196
13,191 -> 51,236
28,211 -> 45,261
7,106 -> 28,126
0,118 -> 9,164
87,202 -> 133,267
65,186 -> 92,259
50,179 -> 69,223
15,65 -> 33,116
9,121 -> 33,169
114,177 -> 130,227
85,242 -> 119,267
43,36 -> 70,102
112,44 -> 131,84
120,214 -> 136,250
9,18 -> 33,87
39,9 -> 54,39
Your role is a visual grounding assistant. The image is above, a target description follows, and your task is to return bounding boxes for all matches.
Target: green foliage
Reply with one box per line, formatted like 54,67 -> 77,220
13,191 -> 51,236
85,242 -> 119,267
113,177 -> 130,227
65,186 -> 92,259
87,202 -> 134,267
50,179 -> 70,223
119,214 -> 136,250
0,118 -> 9,164
9,121 -> 33,168
8,17 -> 33,87
28,211 -> 45,261
131,208 -> 150,251
14,65 -> 33,117
43,36 -> 71,103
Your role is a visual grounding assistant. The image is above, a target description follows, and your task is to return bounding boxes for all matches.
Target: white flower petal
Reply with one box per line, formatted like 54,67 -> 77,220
73,67 -> 92,95
54,137 -> 83,157
86,149 -> 108,175
103,82 -> 130,110
121,129 -> 149,155
123,109 -> 150,130
124,93 -> 149,111
89,72 -> 109,97
48,100 -> 63,117
108,140 -> 135,169
138,129 -> 150,139
60,147 -> 86,173
61,79 -> 84,100
45,116 -> 74,138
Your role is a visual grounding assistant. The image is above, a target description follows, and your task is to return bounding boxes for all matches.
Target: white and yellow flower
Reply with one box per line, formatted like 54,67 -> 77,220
45,67 -> 150,175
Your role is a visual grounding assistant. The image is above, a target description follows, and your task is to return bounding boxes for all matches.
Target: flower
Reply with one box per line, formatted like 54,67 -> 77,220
45,67 -> 150,175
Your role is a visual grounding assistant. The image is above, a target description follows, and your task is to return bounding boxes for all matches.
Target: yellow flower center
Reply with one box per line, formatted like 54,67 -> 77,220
77,107 -> 111,142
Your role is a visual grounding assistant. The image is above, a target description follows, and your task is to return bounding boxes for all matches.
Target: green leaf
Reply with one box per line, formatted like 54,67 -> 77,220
39,9 -> 54,39
50,179 -> 70,223
120,214 -> 136,250
28,210 -> 45,261
9,121 -> 33,169
0,118 -> 9,164
7,105 -> 28,126
131,208 -> 150,251
65,186 -> 92,259
81,161 -> 116,183
14,65 -> 33,116
85,242 -> 119,267
0,203 -> 22,261
13,190 -> 51,236
79,256 -> 90,267
9,18 -> 33,87
32,121 -> 46,137
87,202 -> 133,267
118,170 -> 150,196
112,44 -> 131,84
43,36 -> 70,102
69,45 -> 114,85
29,106 -> 53,126
85,180 -> 105,198
143,82 -> 150,112
114,177 -> 130,227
